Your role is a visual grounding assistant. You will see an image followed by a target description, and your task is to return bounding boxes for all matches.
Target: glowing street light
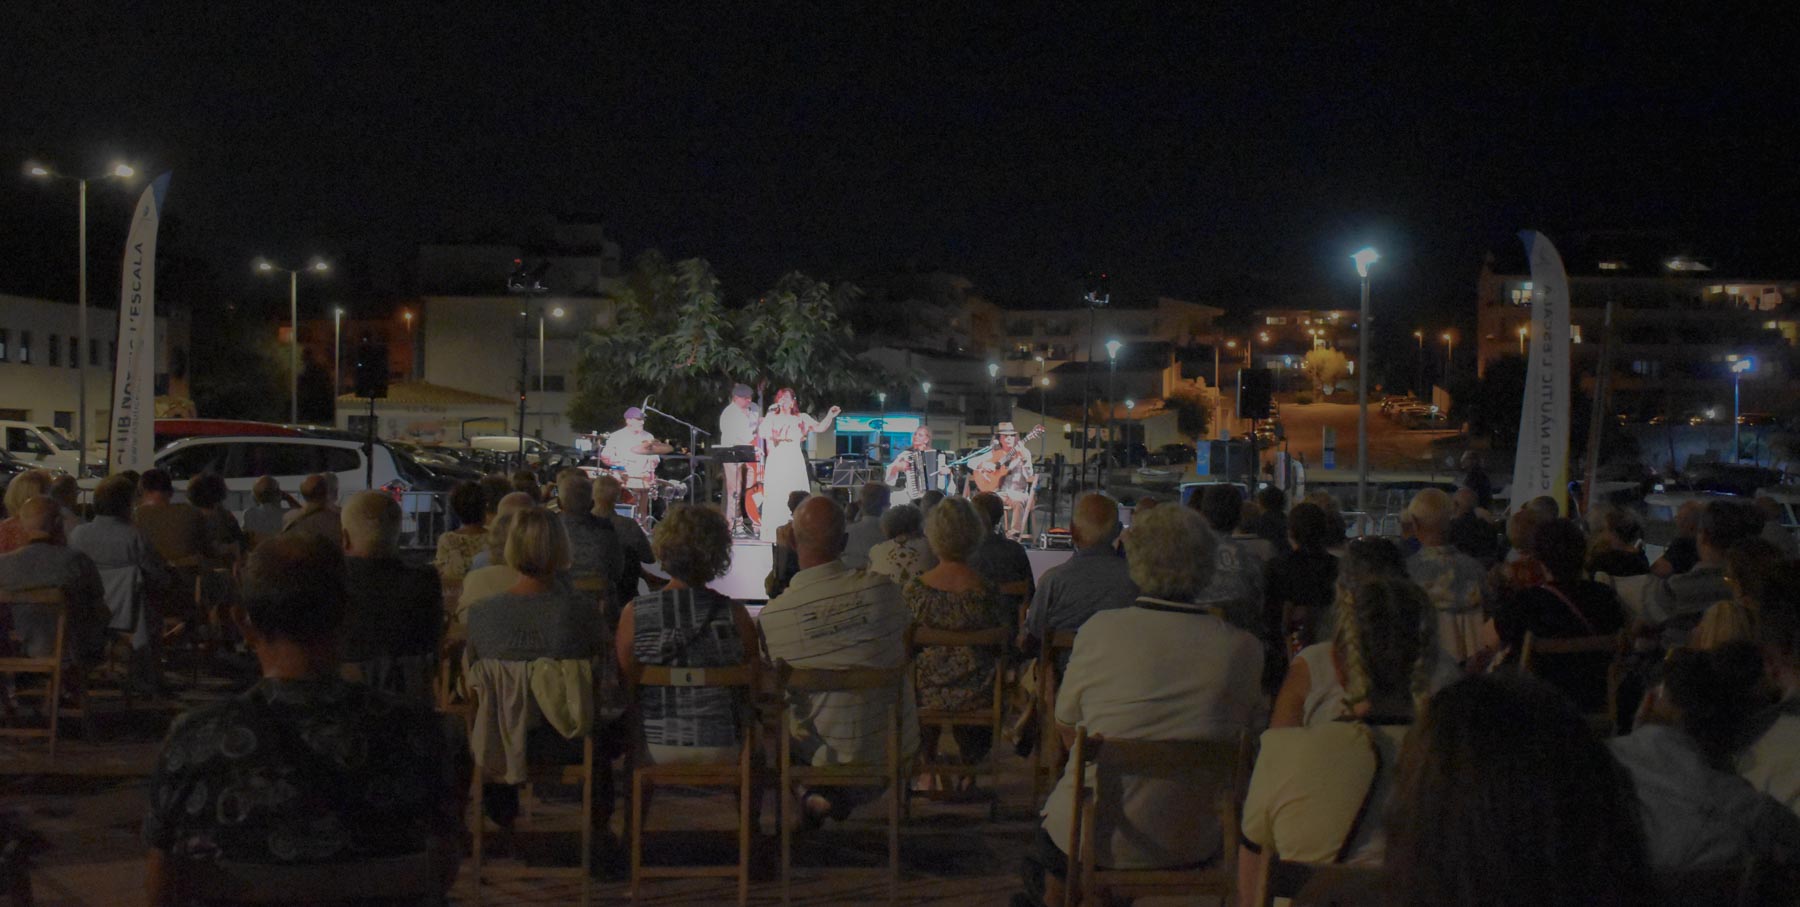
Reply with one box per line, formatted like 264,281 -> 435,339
1442,331 -> 1455,370
1517,324 -> 1529,357
1351,245 -> 1379,514
256,257 -> 331,423
25,158 -> 139,475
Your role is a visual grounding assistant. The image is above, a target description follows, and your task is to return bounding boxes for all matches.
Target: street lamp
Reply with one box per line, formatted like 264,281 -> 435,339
988,361 -> 1001,424
332,306 -> 345,407
1124,398 -> 1136,468
536,305 -> 565,433
1517,324 -> 1528,357
1351,245 -> 1380,516
26,159 -> 137,476
1413,329 -> 1425,394
257,258 -> 330,424
1442,331 -> 1455,372
1732,357 -> 1755,462
1104,340 -> 1122,486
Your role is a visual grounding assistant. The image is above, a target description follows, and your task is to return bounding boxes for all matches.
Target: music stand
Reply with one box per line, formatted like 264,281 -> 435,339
643,403 -> 712,504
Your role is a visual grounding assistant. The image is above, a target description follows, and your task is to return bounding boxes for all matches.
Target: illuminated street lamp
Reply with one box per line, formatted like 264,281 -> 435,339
1442,331 -> 1455,371
1517,324 -> 1529,357
1351,245 -> 1380,516
332,306 -> 345,406
26,159 -> 137,475
1733,356 -> 1755,461
1104,340 -> 1122,486
988,361 -> 1002,423
257,258 -> 331,423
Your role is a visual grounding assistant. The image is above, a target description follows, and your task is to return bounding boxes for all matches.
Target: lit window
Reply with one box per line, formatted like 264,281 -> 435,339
1509,282 -> 1535,305
1264,316 -> 1288,325
1665,257 -> 1711,273
1598,260 -> 1627,271
1571,325 -> 1583,344
0,328 -> 8,362
19,331 -> 32,364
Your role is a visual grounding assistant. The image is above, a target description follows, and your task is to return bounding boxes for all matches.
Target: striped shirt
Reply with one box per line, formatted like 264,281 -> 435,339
759,560 -> 918,766
630,587 -> 746,749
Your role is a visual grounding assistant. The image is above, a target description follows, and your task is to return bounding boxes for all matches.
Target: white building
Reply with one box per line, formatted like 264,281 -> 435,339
0,293 -> 177,451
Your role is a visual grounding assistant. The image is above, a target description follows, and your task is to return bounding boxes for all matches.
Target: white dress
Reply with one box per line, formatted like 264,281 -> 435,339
759,412 -> 812,542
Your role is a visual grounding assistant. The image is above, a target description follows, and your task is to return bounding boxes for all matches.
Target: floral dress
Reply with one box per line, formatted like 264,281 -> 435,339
433,528 -> 487,587
903,578 -> 1008,711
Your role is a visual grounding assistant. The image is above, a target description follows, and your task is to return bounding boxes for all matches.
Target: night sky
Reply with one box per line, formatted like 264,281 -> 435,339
4,3 -> 1796,328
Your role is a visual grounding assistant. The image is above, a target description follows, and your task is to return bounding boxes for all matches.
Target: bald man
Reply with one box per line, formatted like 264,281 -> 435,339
283,473 -> 342,544
1404,487 -> 1488,666
0,496 -> 108,661
1021,493 -> 1136,654
759,495 -> 918,824
340,492 -> 442,675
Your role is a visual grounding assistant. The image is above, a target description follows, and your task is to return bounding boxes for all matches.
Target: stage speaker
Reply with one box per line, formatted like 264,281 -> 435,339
1241,368 -> 1274,419
354,342 -> 389,399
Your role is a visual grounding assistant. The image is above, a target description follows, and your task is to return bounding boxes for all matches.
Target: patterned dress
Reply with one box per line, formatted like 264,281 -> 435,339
1406,545 -> 1489,666
903,578 -> 1008,711
629,587 -> 747,751
433,529 -> 487,587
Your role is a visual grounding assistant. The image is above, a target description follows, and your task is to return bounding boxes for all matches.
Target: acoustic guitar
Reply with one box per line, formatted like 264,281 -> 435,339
969,424 -> 1045,494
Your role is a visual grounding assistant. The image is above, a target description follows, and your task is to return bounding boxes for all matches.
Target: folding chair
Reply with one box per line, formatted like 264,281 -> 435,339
1062,727 -> 1250,907
1251,849 -> 1387,907
1520,630 -> 1627,737
906,626 -> 1010,820
628,663 -> 761,905
465,660 -> 597,907
774,658 -> 909,905
0,587 -> 71,760
1030,630 -> 1078,808
572,575 -> 613,626
172,841 -> 454,905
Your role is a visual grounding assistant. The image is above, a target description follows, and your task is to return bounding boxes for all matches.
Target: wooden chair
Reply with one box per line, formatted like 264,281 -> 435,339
1520,630 -> 1627,736
0,587 -> 73,760
628,663 -> 761,905
774,658 -> 909,905
1251,850 -> 1387,907
1062,727 -> 1250,907
1030,631 -> 1078,808
172,843 -> 454,905
906,626 -> 1010,819
465,661 -> 596,907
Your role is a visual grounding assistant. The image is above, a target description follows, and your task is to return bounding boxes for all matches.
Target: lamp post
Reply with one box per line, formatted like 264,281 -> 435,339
1103,340 -> 1123,486
1442,331 -> 1455,374
1517,324 -> 1528,357
987,361 -> 1001,425
332,306 -> 345,411
535,305 -> 564,434
1413,329 -> 1424,394
921,380 -> 932,420
1351,246 -> 1380,517
257,258 -> 330,424
1124,398 -> 1135,468
1733,357 -> 1754,462
26,160 -> 135,476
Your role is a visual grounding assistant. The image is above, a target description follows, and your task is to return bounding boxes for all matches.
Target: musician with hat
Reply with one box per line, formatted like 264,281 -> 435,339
601,407 -> 672,520
968,421 -> 1040,541
718,383 -> 762,537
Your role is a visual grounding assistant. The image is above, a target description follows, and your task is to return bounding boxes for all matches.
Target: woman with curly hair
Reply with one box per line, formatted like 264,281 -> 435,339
905,496 -> 1009,770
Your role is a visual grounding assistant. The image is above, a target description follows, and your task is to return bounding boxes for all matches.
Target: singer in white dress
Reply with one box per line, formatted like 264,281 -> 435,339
757,388 -> 840,542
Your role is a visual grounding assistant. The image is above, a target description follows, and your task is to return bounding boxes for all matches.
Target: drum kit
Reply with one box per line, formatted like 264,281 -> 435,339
611,438 -> 696,531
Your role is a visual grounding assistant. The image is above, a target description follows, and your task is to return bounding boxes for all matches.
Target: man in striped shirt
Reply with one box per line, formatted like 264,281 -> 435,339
760,495 -> 918,824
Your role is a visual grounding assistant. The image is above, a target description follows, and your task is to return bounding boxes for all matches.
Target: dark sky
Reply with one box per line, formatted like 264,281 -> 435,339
4,3 -> 1796,329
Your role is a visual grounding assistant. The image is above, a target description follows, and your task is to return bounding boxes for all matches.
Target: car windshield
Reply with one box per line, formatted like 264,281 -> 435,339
388,445 -> 437,487
38,427 -> 81,450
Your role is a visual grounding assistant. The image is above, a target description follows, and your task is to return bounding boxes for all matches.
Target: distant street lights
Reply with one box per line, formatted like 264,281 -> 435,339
257,258 -> 330,424
1442,331 -> 1455,373
1351,246 -> 1380,517
26,159 -> 136,476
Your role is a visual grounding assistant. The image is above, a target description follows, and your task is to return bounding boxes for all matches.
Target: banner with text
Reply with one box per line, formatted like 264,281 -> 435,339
1509,230 -> 1571,513
108,173 -> 170,475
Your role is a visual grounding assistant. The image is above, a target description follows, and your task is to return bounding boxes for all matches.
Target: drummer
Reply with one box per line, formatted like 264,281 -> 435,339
599,406 -> 668,488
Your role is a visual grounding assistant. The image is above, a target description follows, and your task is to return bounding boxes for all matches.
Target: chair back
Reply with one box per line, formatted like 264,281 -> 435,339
1255,853 -> 1388,907
634,663 -> 756,690
910,625 -> 1011,649
774,659 -> 908,695
173,846 -> 449,905
463,656 -> 598,784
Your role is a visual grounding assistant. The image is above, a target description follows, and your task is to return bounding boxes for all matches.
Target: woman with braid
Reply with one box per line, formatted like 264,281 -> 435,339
1236,577 -> 1434,899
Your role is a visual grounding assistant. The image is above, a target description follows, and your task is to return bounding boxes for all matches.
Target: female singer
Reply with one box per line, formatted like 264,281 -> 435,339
758,388 -> 840,542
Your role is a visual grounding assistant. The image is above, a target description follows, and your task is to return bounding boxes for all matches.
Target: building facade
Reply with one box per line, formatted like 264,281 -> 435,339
0,293 -> 179,449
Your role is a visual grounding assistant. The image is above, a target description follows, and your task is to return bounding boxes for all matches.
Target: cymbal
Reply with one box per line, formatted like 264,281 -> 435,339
635,441 -> 675,455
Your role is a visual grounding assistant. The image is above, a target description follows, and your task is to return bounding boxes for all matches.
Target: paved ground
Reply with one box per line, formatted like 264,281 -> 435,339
3,677 -> 1061,906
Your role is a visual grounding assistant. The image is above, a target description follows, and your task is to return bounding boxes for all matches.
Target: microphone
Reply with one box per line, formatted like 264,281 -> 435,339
641,395 -> 652,412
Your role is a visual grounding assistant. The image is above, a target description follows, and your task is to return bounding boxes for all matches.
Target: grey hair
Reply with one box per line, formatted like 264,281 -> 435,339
881,504 -> 923,540
1124,504 -> 1217,601
924,496 -> 986,563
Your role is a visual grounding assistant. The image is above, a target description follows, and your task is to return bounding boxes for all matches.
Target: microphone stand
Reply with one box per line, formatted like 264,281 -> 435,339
644,402 -> 712,504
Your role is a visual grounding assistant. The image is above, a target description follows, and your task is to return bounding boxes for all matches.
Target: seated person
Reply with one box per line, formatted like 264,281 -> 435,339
433,480 -> 490,588
554,469 -> 623,614
1262,503 -> 1340,649
240,475 -> 292,549
1612,644 -> 1800,869
1485,519 -> 1627,713
1739,573 -> 1800,817
70,475 -> 175,692
759,495 -> 917,826
1586,504 -> 1650,578
134,468 -> 214,565
1240,577 -> 1430,895
340,492 -> 442,692
1,470 -> 57,554
186,472 -> 245,566
593,475 -> 656,601
905,497 -> 1009,770
1190,485 -> 1265,636
0,496 -> 108,663
458,492 -> 539,618
866,503 -> 937,588
1021,493 -> 1135,655
142,534 -> 466,901
1022,505 -> 1262,907
280,473 -> 341,544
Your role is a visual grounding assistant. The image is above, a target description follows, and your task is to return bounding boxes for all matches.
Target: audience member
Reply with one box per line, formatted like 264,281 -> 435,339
1263,502 -> 1339,649
1271,539 -> 1435,728
1739,569 -> 1800,816
1648,499 -> 1760,634
1231,499 -> 1278,563
1694,538 -> 1781,650
1384,674 -> 1653,907
281,473 -> 342,543
186,472 -> 245,564
1651,499 -> 1705,577
134,468 -> 214,565
1491,506 -> 1551,595
842,481 -> 892,570
1447,487 -> 1499,564
478,473 -> 514,518
764,489 -> 812,598
433,480 -> 489,587
906,497 -> 1009,770
759,495 -> 917,825
509,470 -> 541,501
1191,484 -> 1267,635
616,504 -> 757,766
1024,504 -> 1261,907
340,492 -> 442,671
0,496 -> 108,664
459,492 -> 542,619
1459,451 -> 1494,511
240,475 -> 290,548
1300,490 -> 1349,556
866,503 -> 937,587
142,534 -> 466,902
1240,576 -> 1430,895
1754,496 -> 1799,559
1021,493 -> 1135,653
48,473 -> 82,536
1526,494 -> 1561,522
968,491 -> 1035,601
1,470 -> 56,553
1486,518 -> 1627,713
554,469 -> 624,612
1248,486 -> 1288,547
1612,644 -> 1800,868
1403,488 -> 1488,667
593,475 -> 656,600
919,489 -> 946,518
1586,503 -> 1650,577
70,475 -> 174,690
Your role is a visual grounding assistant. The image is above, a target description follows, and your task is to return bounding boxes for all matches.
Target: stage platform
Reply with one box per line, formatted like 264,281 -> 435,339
647,539 -> 1076,604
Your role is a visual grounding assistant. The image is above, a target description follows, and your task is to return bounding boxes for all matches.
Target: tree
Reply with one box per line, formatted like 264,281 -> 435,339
1302,348 -> 1350,393
1161,385 -> 1211,446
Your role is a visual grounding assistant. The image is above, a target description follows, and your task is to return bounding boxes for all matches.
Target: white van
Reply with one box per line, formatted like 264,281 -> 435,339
0,421 -> 101,477
468,434 -> 552,463
153,435 -> 444,536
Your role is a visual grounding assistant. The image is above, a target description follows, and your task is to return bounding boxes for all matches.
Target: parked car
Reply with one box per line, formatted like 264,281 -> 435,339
0,421 -> 99,477
153,418 -> 308,452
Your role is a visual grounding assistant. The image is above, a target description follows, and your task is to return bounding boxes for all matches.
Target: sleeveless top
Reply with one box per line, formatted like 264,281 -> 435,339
630,587 -> 746,748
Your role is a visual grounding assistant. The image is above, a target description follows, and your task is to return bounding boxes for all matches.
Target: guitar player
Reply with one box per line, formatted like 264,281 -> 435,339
969,421 -> 1041,541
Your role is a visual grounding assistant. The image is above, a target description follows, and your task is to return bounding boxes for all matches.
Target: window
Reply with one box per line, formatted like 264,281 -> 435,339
68,336 -> 78,368
1508,282 -> 1535,305
160,443 -> 227,480
225,443 -> 311,479
89,338 -> 100,366
0,328 -> 7,361
1264,316 -> 1288,325
5,427 -> 48,455
1571,325 -> 1583,344
53,412 -> 73,432
320,446 -> 360,474
20,330 -> 33,364
48,334 -> 59,366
